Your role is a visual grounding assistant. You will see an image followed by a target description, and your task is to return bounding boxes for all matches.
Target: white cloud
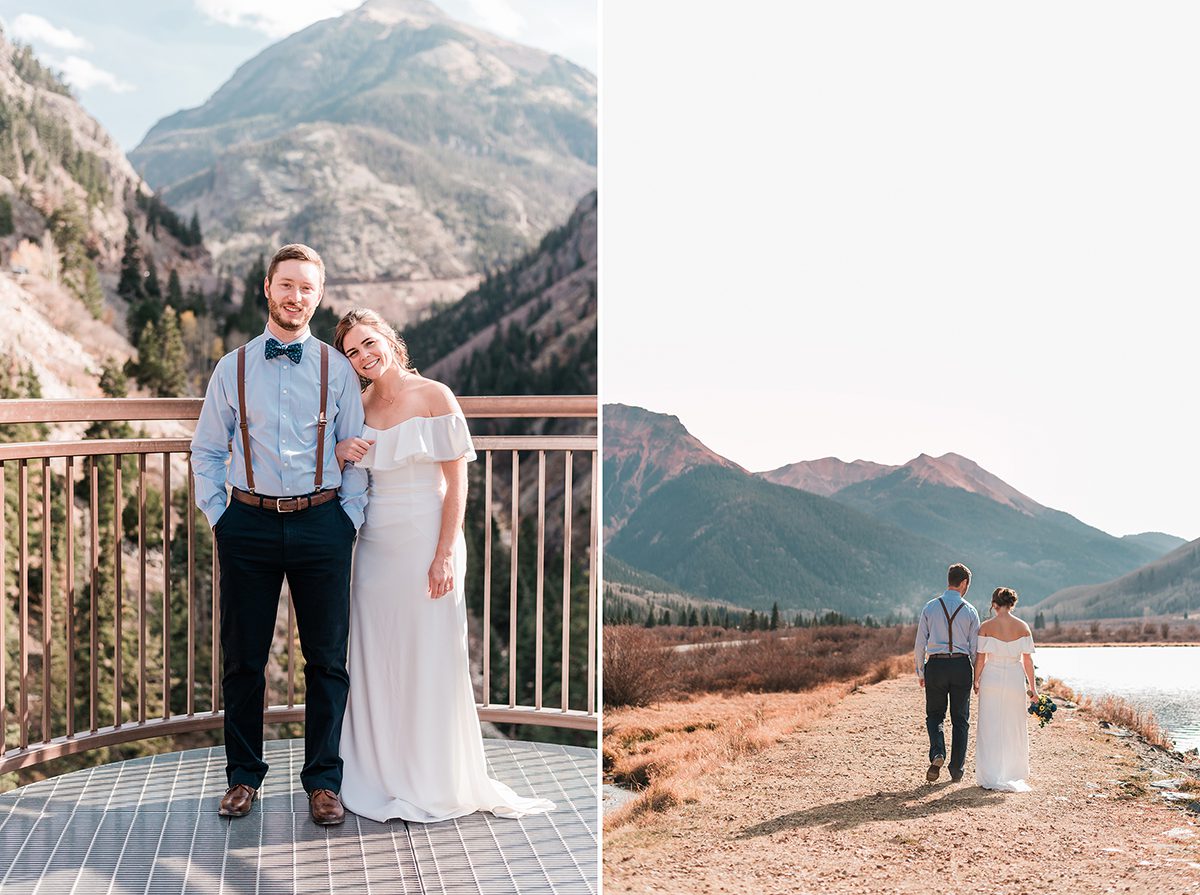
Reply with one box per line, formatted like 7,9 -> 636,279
465,0 -> 525,39
193,0 -> 359,38
11,13 -> 89,51
49,56 -> 135,93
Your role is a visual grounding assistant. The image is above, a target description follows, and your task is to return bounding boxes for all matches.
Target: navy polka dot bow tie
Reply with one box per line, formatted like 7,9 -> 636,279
264,338 -> 303,364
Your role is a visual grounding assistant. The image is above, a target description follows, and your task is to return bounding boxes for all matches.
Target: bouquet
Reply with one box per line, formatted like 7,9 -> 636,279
1028,694 -> 1058,728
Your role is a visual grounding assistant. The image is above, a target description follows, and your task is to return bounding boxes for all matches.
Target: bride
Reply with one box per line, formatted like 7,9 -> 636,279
332,307 -> 555,823
973,586 -> 1038,792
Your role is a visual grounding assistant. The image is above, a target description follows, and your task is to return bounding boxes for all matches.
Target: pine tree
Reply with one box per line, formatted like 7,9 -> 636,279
156,307 -> 188,397
188,210 -> 202,246
135,320 -> 161,391
166,268 -> 184,309
117,218 -> 146,304
770,601 -> 780,631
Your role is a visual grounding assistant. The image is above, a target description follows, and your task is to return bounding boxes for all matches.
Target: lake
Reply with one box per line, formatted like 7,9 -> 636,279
1034,645 -> 1200,753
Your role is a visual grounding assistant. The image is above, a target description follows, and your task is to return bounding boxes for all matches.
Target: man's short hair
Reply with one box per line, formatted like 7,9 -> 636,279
267,243 -> 325,289
947,563 -> 971,587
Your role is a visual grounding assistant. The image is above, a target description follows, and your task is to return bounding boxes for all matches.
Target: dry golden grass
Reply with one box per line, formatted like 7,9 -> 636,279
603,654 -> 912,830
1043,677 -> 1176,750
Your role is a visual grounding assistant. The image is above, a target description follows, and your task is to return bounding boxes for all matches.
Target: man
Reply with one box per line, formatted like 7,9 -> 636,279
191,243 -> 367,825
913,563 -> 980,783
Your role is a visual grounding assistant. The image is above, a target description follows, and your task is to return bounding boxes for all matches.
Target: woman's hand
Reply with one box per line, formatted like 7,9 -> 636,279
336,437 -> 375,464
973,681 -> 980,695
428,554 -> 454,600
1028,688 -> 1039,702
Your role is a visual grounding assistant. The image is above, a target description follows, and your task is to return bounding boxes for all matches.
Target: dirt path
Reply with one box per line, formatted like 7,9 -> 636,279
604,677 -> 1200,894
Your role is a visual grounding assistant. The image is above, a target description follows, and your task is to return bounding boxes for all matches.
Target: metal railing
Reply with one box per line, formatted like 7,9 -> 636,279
0,396 -> 597,774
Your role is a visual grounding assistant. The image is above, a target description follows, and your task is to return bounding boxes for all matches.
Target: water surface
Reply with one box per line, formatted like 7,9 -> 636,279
1035,645 -> 1200,752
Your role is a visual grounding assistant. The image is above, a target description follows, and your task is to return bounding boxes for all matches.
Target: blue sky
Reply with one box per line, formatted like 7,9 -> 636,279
0,1 -> 596,150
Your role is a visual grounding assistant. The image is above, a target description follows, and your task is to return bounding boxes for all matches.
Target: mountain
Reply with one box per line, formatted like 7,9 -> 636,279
129,0 -> 596,323
418,190 -> 596,397
0,30 -> 210,396
761,457 -> 897,496
1121,532 -> 1188,556
830,455 -> 1164,605
603,403 -> 745,539
606,464 -> 949,617
1036,538 -> 1200,619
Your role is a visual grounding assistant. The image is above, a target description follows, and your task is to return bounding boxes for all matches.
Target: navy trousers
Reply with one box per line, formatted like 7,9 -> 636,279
213,497 -> 356,792
924,655 -> 973,775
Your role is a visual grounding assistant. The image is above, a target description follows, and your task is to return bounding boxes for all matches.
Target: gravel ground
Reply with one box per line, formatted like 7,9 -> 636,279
604,676 -> 1200,895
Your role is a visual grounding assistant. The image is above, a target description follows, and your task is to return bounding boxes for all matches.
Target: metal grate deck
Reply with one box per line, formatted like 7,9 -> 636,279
0,738 -> 598,894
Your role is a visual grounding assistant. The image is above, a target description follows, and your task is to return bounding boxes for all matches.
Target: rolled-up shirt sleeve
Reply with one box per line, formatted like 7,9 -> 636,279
191,358 -> 234,529
914,608 -> 929,679
334,370 -> 368,529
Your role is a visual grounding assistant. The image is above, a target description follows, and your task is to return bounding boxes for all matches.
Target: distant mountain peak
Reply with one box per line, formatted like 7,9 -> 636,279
901,453 -> 1043,515
759,456 -> 897,497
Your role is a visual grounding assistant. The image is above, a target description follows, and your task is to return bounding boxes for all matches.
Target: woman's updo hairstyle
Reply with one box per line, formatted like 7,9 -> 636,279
991,587 -> 1018,609
334,307 -> 415,388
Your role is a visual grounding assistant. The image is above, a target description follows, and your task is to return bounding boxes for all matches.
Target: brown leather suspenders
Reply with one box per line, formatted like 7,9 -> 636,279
236,346 -> 255,493
315,344 -> 328,490
236,341 -> 330,495
938,597 -> 965,654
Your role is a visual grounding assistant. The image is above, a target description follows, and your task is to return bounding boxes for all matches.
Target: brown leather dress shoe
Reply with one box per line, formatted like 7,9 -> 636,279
308,788 -> 345,825
218,783 -> 258,817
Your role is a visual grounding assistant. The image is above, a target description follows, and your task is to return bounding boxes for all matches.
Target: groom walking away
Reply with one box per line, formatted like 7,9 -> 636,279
914,563 -> 980,783
191,244 -> 367,825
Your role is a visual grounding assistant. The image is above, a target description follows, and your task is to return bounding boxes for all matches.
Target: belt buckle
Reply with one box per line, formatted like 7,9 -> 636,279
276,497 -> 299,513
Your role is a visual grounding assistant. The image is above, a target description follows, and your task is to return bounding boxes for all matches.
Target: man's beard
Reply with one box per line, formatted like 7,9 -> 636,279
268,303 -> 309,333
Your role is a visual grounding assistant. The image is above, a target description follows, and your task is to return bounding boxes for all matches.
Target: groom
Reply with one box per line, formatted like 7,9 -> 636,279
191,243 -> 367,824
914,563 -> 980,783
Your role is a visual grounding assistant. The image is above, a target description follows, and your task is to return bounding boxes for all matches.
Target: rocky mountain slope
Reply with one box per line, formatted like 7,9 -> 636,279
129,0 -> 596,323
0,29 -> 210,396
1036,537 -> 1200,619
603,403 -> 745,539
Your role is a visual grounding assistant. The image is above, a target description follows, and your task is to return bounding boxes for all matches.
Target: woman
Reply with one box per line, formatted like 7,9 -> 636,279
973,586 -> 1038,792
332,307 -> 554,823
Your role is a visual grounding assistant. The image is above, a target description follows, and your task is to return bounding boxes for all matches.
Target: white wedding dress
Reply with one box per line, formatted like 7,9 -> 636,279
339,413 -> 555,822
975,634 -> 1035,792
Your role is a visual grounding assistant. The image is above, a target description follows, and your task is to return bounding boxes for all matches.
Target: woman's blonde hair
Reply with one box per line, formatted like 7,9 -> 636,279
334,307 -> 415,388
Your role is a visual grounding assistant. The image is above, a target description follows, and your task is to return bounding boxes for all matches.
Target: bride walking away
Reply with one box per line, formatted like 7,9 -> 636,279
974,587 -> 1037,791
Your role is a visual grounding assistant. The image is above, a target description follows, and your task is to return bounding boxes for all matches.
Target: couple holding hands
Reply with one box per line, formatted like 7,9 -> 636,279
915,563 -> 1040,792
190,243 -> 554,825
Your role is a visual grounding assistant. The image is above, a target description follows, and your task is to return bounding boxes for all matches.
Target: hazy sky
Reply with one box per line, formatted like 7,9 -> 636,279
602,3 -> 1200,542
0,0 -> 596,150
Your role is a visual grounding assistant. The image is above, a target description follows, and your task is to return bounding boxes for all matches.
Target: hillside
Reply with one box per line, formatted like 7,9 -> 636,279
603,403 -> 745,539
0,29 -> 212,398
129,0 -> 596,322
1036,537 -> 1200,619
831,465 -> 1162,605
606,464 -> 949,617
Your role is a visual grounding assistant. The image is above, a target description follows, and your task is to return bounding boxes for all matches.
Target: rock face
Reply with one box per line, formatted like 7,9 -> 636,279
129,0 -> 596,304
760,457 -> 898,497
603,404 -> 746,539
0,30 -> 194,272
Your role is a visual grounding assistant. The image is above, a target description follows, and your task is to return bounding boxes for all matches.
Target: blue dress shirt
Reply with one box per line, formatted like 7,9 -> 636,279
913,589 -> 981,679
190,325 -> 368,529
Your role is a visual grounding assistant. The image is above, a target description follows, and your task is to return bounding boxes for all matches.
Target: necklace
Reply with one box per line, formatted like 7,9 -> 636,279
375,371 -> 411,405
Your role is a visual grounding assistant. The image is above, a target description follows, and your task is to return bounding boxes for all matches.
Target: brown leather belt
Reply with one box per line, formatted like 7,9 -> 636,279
231,487 -> 339,513
928,653 -> 968,659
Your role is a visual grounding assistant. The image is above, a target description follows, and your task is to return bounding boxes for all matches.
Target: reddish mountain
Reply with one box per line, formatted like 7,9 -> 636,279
901,453 -> 1045,516
761,457 -> 897,496
603,404 -> 743,538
